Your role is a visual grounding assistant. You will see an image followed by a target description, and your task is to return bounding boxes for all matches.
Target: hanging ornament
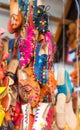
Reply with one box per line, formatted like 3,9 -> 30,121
33,5 -> 49,34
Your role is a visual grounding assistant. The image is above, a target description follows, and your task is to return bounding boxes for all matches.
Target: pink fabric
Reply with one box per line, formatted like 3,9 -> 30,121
46,107 -> 54,130
19,26 -> 36,68
44,31 -> 57,68
44,31 -> 53,58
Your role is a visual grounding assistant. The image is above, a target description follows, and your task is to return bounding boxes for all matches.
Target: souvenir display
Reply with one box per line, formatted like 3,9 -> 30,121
0,0 -> 80,130
0,1 -> 57,129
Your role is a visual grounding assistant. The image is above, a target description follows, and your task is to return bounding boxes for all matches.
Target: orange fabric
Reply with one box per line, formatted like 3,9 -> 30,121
1,94 -> 9,110
2,77 -> 9,86
28,114 -> 34,130
70,70 -> 77,77
5,109 -> 11,121
70,70 -> 78,86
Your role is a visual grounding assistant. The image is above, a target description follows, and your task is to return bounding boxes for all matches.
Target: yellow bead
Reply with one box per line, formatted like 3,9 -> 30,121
37,10 -> 40,14
40,122 -> 44,127
42,22 -> 45,25
9,49 -> 12,52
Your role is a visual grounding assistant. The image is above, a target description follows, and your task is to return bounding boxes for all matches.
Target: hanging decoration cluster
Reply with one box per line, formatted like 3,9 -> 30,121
0,0 -> 57,130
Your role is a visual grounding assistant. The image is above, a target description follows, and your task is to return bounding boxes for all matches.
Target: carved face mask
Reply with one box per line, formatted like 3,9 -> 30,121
17,69 -> 40,108
18,77 -> 40,108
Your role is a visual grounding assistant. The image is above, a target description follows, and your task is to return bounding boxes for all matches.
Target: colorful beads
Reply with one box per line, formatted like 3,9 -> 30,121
22,104 -> 30,130
33,5 -> 48,34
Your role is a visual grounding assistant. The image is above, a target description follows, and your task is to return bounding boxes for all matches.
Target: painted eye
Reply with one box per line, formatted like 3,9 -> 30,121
37,10 -> 41,14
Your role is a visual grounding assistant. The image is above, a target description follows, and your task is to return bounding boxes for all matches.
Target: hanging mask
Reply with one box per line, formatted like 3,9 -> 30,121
18,77 -> 40,108
10,0 -> 22,30
17,69 -> 40,108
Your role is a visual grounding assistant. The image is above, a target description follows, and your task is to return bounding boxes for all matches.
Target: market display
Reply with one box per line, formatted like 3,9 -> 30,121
0,0 -> 80,130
